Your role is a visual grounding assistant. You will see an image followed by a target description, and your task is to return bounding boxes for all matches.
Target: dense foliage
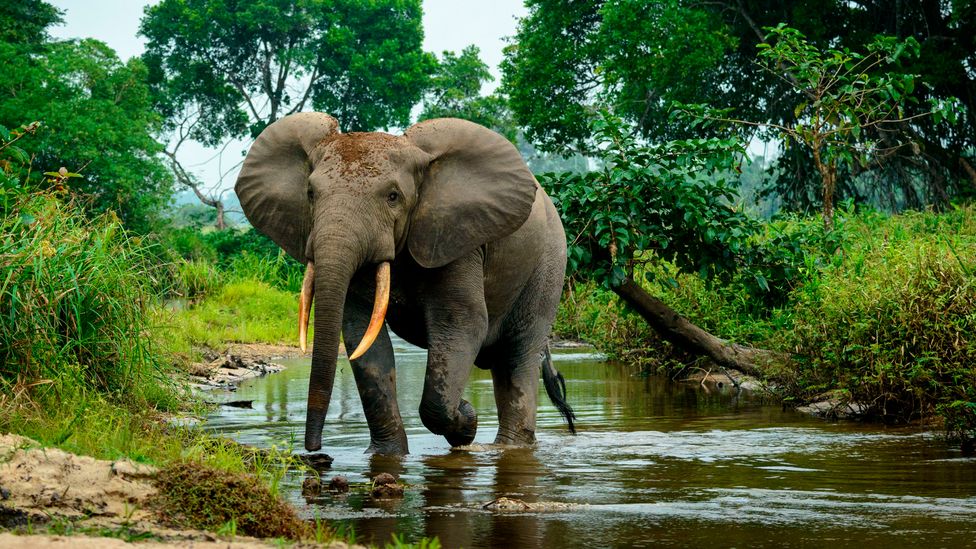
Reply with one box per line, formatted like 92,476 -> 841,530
0,193 -> 178,421
555,206 -> 976,441
544,112 -> 756,287
0,8 -> 172,230
140,0 -> 435,139
419,46 -> 514,140
503,0 -> 974,212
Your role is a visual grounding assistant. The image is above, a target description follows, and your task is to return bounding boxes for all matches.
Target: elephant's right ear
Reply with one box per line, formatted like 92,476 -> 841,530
235,113 -> 340,262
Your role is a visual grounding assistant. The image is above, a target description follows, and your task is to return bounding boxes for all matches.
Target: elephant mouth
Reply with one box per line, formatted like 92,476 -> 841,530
298,260 -> 391,360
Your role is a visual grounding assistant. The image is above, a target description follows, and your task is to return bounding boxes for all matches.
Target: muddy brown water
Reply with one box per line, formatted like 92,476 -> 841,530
205,337 -> 976,548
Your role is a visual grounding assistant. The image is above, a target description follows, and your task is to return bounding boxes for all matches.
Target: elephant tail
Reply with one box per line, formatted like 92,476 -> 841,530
542,344 -> 576,434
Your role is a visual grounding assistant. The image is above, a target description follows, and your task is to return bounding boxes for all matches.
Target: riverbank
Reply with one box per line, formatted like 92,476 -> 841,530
554,207 -> 976,443
0,434 -> 351,548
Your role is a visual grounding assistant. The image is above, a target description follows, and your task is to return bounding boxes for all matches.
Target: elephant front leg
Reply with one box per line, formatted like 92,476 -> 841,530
419,275 -> 488,447
421,342 -> 481,447
343,299 -> 409,455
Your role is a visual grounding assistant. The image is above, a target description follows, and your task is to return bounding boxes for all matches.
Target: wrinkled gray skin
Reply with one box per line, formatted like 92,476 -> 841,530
236,113 -> 569,454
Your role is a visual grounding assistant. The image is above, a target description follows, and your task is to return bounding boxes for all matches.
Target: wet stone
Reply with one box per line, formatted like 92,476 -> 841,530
298,453 -> 334,471
301,476 -> 321,497
328,475 -> 349,493
370,473 -> 403,499
484,497 -> 530,511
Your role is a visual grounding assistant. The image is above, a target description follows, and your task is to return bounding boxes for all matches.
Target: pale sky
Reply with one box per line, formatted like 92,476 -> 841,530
47,0 -> 528,201
48,0 -> 525,90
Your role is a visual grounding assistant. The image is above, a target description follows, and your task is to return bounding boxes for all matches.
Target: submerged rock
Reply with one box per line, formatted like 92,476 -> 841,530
302,476 -> 321,497
483,497 -> 530,511
483,497 -> 586,512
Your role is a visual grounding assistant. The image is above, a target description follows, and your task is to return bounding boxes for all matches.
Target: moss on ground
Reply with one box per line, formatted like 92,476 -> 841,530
153,462 -> 316,540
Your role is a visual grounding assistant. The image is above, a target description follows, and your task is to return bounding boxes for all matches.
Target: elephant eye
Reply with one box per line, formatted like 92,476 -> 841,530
387,190 -> 399,204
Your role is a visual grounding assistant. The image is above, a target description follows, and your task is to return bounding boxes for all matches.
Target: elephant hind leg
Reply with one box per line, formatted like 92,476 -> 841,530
488,345 -> 543,446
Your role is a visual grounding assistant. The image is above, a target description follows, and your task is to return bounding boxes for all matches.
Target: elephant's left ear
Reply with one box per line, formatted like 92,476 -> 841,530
403,118 -> 537,269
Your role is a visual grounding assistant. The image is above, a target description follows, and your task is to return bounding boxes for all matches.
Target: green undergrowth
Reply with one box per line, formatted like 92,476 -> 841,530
153,461 -> 318,541
160,279 -> 304,364
556,205 -> 976,441
0,193 -> 184,462
0,193 -> 332,542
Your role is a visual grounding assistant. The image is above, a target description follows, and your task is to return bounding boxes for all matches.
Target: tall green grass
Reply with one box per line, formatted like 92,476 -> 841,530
783,208 -> 976,439
1,194 -> 178,410
162,279 -> 303,353
0,193 -> 187,459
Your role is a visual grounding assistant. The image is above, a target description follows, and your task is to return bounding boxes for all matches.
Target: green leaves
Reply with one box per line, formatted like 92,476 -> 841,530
418,46 -> 515,141
141,0 -> 434,136
0,34 -> 171,231
542,110 -> 755,289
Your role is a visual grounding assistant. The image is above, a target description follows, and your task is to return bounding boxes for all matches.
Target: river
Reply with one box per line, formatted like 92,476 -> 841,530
205,337 -> 976,548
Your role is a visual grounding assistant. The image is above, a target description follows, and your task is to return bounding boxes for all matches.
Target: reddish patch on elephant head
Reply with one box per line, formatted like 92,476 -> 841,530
323,133 -> 401,179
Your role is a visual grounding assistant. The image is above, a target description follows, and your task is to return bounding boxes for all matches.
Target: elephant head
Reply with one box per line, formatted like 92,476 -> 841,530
235,113 -> 538,451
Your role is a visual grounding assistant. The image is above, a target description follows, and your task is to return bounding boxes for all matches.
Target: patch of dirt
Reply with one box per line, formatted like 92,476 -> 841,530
0,532 -> 294,548
0,434 -> 156,525
0,435 -> 354,548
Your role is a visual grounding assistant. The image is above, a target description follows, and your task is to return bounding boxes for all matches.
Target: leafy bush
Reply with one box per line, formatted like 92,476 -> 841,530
173,258 -> 222,302
164,280 -> 303,350
559,204 -> 976,441
783,208 -> 976,440
164,226 -> 303,295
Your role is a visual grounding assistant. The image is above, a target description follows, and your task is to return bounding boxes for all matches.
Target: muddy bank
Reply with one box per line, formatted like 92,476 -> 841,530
186,344 -> 295,390
0,434 -> 352,548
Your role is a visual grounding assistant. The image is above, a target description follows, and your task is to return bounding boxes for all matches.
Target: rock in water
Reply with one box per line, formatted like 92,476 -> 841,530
370,472 -> 403,499
328,475 -> 349,493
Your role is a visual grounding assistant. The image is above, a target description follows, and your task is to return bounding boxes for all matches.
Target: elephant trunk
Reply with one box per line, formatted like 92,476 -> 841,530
304,236 -> 361,452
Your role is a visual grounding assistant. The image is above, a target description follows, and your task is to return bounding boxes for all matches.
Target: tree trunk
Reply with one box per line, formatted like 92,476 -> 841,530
611,276 -> 787,377
812,144 -> 836,232
215,201 -> 226,230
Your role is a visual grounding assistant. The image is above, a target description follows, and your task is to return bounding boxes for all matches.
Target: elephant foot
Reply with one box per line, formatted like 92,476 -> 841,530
427,399 -> 478,447
366,436 -> 410,456
494,426 -> 536,446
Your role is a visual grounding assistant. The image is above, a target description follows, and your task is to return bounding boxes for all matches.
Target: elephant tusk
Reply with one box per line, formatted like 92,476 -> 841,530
348,262 -> 390,361
298,261 -> 314,353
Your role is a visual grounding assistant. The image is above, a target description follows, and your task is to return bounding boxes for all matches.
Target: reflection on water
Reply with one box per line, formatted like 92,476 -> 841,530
205,337 -> 976,548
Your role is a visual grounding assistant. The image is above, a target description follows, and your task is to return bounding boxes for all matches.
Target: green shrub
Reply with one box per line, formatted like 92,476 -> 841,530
784,209 -> 976,439
165,280 -> 303,350
154,462 -> 312,540
173,258 -> 223,302
557,205 -> 976,441
0,193 -> 177,410
225,250 -> 304,293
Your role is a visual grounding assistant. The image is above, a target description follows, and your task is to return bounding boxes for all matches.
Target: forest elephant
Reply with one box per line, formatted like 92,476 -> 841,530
235,113 -> 576,454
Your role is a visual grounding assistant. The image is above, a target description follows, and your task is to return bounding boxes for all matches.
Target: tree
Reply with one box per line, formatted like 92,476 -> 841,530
503,0 -> 975,211
686,25 -> 956,230
0,0 -> 62,48
501,0 -> 735,152
0,35 -> 172,231
419,46 -> 515,140
543,112 -> 783,376
140,0 -> 436,227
